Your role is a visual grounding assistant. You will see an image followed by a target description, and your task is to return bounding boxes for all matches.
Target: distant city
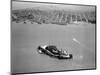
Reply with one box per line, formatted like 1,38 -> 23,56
12,7 -> 96,25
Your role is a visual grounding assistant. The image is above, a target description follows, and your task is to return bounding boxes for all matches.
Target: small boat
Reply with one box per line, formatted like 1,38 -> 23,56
37,45 -> 73,59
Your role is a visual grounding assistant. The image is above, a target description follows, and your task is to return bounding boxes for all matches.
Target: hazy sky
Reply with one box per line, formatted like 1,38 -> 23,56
12,1 -> 95,12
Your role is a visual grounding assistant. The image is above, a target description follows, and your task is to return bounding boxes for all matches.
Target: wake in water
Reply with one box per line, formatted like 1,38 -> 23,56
72,38 -> 90,50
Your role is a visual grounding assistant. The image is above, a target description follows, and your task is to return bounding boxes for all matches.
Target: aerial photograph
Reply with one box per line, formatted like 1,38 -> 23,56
11,0 -> 96,74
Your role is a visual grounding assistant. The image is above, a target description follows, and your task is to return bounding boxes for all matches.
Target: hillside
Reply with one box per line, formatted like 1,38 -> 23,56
12,1 -> 96,25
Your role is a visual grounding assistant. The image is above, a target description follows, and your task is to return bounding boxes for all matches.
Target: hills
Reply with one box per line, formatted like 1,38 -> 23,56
12,1 -> 96,25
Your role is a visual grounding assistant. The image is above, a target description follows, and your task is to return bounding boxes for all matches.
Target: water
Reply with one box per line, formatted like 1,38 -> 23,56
11,22 -> 95,73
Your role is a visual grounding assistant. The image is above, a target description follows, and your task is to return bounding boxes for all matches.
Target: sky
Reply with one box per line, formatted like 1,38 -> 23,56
12,1 -> 95,12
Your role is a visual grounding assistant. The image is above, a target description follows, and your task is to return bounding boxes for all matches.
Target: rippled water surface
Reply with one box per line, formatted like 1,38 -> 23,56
11,22 -> 95,73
